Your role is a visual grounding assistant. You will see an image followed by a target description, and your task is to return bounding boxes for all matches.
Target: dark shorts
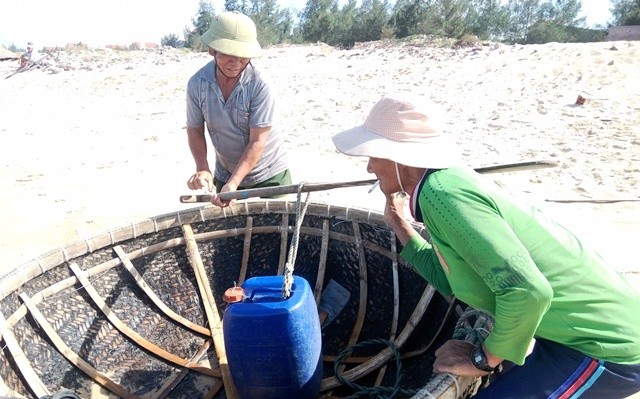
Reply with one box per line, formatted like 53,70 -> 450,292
215,169 -> 292,198
472,339 -> 640,399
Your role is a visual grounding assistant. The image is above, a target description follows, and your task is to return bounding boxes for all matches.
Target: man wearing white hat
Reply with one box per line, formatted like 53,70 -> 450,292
332,95 -> 640,398
185,11 -> 290,208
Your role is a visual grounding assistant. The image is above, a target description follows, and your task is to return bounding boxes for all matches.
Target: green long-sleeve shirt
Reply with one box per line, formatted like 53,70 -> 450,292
401,167 -> 640,365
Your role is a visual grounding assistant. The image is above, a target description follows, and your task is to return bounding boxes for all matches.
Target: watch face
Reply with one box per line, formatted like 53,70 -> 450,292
472,346 -> 494,372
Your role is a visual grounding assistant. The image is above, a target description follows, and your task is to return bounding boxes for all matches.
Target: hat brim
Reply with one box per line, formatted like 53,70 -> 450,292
332,125 -> 460,169
201,31 -> 262,58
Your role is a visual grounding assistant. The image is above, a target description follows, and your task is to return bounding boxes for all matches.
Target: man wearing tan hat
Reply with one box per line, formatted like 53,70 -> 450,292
185,11 -> 290,208
332,95 -> 640,398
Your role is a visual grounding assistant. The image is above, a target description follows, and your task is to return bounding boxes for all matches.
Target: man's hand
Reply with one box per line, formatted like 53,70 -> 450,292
211,182 -> 238,208
433,340 -> 491,378
187,171 -> 214,192
383,192 -> 417,246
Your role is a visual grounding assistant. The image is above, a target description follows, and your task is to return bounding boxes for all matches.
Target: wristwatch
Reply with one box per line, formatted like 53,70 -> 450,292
471,345 -> 496,373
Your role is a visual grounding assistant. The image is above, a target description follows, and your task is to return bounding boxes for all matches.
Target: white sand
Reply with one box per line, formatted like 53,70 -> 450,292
1,40 -> 639,283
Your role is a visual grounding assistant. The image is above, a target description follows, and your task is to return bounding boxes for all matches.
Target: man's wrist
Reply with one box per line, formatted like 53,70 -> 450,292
471,345 -> 497,373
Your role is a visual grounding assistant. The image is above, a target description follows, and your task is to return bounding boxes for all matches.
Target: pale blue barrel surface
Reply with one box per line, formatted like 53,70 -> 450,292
223,275 -> 322,399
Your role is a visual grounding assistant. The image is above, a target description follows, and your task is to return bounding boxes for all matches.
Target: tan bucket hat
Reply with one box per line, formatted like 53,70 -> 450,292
332,95 -> 461,168
201,11 -> 262,58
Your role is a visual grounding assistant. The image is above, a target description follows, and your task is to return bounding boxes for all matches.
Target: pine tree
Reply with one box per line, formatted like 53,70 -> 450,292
184,0 -> 216,51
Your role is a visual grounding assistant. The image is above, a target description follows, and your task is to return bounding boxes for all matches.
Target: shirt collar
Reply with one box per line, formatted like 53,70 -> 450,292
409,169 -> 440,223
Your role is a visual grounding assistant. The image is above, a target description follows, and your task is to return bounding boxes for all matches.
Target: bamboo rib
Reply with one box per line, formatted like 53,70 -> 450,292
314,219 -> 330,306
347,221 -> 368,346
332,221 -> 369,379
182,224 -> 238,399
238,216 -> 253,285
152,340 -> 216,399
0,311 -> 50,398
374,230 -> 401,387
321,285 -> 436,390
203,380 -> 225,399
113,246 -> 211,337
68,263 -> 217,377
18,292 -> 143,399
401,299 -> 457,360
315,220 -> 331,324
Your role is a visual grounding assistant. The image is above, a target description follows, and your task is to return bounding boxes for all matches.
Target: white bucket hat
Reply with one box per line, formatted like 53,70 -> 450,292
332,95 -> 460,168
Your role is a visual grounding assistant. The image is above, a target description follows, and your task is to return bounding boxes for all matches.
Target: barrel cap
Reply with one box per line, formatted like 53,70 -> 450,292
224,286 -> 245,303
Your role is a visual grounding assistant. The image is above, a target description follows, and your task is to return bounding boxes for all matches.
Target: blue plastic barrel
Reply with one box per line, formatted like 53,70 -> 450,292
223,275 -> 323,399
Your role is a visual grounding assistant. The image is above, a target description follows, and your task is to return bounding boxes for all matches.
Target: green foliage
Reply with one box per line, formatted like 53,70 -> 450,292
161,33 -> 184,48
299,0 -> 341,43
225,0 -> 253,13
352,0 -> 391,43
546,0 -> 584,26
248,0 -> 296,46
623,9 -> 640,24
504,0 -> 540,43
390,0 -> 429,38
570,26 -> 607,41
526,21 -> 606,42
443,0 -> 474,38
178,0 -> 607,51
184,0 -> 216,51
331,0 -> 358,46
611,0 -> 640,24
467,0 -> 511,40
526,20 -> 569,42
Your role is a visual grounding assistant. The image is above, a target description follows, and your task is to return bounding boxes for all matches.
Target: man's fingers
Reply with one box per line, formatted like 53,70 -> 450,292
198,176 -> 213,192
187,173 -> 213,191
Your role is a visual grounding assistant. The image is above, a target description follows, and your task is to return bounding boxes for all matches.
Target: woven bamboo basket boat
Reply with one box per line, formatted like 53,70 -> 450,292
0,199 -> 483,399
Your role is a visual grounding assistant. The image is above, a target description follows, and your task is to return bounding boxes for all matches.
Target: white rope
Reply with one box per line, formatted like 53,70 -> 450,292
281,183 -> 311,298
394,162 -> 408,198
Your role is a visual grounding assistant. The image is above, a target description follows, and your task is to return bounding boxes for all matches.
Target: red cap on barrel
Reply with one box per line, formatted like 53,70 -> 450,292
224,286 -> 245,303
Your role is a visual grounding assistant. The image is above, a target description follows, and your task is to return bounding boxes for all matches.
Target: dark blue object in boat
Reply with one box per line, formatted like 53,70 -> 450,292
223,275 -> 323,399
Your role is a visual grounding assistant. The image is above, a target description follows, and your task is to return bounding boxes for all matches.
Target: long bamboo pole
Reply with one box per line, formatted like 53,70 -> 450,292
179,160 -> 557,203
181,224 -> 239,399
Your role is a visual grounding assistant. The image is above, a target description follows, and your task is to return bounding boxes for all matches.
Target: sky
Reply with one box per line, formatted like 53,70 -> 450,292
0,0 -> 613,49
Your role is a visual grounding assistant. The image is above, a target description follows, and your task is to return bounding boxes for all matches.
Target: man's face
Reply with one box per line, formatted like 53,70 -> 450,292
367,157 -> 401,195
210,49 -> 250,78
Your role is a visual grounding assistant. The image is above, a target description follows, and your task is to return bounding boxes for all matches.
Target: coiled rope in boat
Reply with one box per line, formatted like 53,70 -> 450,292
332,302 -> 495,398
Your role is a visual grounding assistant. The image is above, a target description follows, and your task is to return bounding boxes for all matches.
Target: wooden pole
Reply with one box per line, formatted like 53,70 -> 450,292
179,160 -> 558,203
182,224 -> 239,399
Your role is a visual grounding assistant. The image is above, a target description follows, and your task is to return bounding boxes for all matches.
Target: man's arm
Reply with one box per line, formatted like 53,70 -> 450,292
210,126 -> 270,208
186,125 -> 214,192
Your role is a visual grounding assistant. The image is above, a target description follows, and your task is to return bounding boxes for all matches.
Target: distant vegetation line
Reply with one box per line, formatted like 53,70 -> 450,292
167,0 -> 638,50
4,0 -> 637,52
